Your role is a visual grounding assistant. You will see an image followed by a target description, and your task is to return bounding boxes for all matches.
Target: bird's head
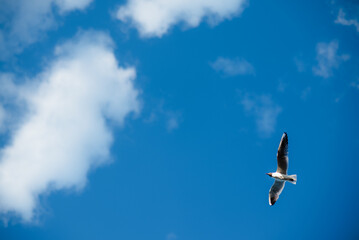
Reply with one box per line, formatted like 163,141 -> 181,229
266,173 -> 273,177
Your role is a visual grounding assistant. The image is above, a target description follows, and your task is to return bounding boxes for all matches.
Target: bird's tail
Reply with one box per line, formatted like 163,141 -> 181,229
288,174 -> 297,184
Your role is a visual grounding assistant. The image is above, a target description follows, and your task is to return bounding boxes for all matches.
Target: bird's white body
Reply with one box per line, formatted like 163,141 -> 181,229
269,172 -> 297,184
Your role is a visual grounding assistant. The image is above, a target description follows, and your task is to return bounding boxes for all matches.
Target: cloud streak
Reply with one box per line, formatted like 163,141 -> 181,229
335,9 -> 359,32
211,57 -> 255,76
0,30 -> 140,222
116,0 -> 247,38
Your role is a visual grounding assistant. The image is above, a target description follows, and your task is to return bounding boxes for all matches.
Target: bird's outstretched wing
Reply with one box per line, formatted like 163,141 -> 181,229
276,132 -> 288,174
269,180 -> 285,205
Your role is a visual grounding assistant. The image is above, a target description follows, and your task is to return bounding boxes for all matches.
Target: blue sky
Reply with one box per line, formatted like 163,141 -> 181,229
0,0 -> 359,239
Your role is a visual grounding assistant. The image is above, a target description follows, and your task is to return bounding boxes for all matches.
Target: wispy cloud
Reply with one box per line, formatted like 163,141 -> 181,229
211,57 -> 255,76
277,80 -> 287,92
0,105 -> 5,132
0,73 -> 29,134
166,111 -> 182,132
239,93 -> 281,137
312,40 -> 349,78
116,0 -> 248,38
0,30 -> 140,222
166,233 -> 178,240
0,0 -> 93,59
351,78 -> 359,90
144,103 -> 182,132
335,9 -> 359,32
294,57 -> 306,73
300,87 -> 311,100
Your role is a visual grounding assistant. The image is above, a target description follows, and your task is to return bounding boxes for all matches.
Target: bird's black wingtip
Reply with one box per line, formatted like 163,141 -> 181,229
269,197 -> 277,206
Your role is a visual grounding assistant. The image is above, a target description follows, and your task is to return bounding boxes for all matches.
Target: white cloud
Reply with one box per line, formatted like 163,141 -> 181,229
211,57 -> 255,76
0,30 -> 140,222
116,0 -> 248,38
240,93 -> 281,137
312,40 -> 349,78
300,87 -> 311,100
0,0 -> 93,59
335,9 -> 359,32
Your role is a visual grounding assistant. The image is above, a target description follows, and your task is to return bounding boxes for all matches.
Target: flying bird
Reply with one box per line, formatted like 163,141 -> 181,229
266,132 -> 297,205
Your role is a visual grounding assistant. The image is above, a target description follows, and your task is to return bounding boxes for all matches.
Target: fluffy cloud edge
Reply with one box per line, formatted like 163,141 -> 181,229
116,0 -> 248,38
0,30 -> 140,222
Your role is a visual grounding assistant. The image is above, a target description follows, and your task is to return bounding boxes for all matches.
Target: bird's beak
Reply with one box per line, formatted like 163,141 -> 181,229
266,173 -> 270,176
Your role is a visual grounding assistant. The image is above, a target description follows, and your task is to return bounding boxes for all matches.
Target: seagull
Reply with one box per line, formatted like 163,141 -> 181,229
266,132 -> 297,205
